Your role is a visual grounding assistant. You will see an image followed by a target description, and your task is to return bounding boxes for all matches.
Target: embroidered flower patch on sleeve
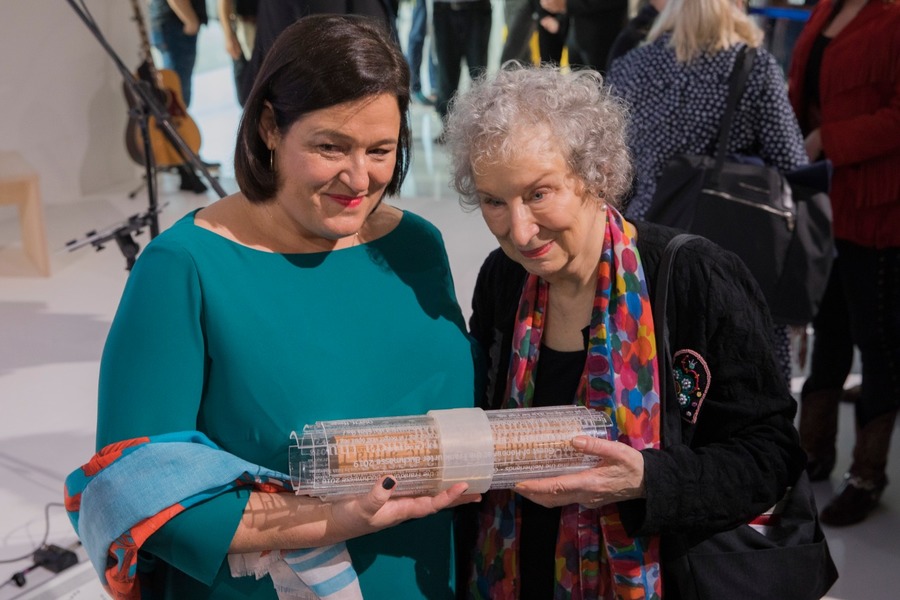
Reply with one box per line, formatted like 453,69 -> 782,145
672,349 -> 710,424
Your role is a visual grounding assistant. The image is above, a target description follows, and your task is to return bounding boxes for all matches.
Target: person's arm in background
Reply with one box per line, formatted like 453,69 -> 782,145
816,69 -> 900,167
796,2 -> 900,164
750,50 -> 809,172
167,0 -> 200,34
217,0 -> 242,60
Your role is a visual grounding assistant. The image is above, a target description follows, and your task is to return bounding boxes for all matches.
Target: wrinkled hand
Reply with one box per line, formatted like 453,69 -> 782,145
327,477 -> 480,542
514,436 -> 646,509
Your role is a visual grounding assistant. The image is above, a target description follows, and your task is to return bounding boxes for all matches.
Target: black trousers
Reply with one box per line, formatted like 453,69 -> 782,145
804,240 -> 900,426
433,1 -> 492,119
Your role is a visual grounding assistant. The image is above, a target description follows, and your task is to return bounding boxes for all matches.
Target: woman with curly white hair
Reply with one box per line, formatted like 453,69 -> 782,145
444,64 -> 813,599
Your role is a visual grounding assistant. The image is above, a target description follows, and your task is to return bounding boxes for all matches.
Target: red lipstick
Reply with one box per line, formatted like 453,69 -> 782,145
329,194 -> 364,208
520,242 -> 553,259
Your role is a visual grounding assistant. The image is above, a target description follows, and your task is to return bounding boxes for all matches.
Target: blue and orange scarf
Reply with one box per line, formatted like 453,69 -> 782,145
64,431 -> 361,600
470,208 -> 663,599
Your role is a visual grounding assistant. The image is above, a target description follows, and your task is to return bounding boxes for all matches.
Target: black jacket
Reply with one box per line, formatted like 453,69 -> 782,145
466,222 -> 806,539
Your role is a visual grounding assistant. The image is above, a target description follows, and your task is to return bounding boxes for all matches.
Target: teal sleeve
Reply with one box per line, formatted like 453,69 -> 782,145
97,240 -> 206,447
96,238 -> 243,582
142,488 -> 251,586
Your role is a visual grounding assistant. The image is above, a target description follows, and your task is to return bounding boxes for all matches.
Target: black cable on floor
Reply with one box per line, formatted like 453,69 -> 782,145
0,502 -> 66,564
1,502 -> 79,590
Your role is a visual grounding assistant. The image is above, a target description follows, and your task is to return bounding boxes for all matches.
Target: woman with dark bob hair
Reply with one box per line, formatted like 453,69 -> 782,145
444,64 -> 815,599
65,15 -> 479,599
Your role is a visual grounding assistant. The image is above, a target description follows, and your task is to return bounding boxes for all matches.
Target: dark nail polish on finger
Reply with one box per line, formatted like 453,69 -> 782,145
382,477 -> 396,490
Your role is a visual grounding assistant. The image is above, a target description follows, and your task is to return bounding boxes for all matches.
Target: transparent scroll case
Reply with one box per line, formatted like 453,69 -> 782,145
289,406 -> 612,498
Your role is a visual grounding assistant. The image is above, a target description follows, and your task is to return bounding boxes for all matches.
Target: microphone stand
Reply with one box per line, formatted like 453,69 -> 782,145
63,0 -> 226,269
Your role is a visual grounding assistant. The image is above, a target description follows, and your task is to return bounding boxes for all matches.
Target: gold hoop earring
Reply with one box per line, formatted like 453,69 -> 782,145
269,147 -> 276,172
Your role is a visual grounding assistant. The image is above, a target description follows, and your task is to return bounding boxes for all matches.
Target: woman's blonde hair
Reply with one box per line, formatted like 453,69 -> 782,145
647,0 -> 764,62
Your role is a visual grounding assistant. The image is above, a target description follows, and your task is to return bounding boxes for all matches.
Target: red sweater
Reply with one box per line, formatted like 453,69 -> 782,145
787,0 -> 900,248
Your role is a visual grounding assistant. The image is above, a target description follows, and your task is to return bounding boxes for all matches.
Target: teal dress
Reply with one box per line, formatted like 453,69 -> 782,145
96,209 -> 477,599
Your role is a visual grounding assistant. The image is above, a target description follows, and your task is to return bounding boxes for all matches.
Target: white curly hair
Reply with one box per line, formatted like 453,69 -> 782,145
443,63 -> 633,210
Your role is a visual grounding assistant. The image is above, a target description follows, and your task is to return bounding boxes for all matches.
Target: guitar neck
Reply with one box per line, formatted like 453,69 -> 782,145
129,0 -> 158,78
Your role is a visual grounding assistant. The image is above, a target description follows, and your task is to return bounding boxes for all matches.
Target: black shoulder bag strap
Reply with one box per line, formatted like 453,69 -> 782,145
653,231 -> 838,600
711,46 -> 757,178
652,233 -> 702,446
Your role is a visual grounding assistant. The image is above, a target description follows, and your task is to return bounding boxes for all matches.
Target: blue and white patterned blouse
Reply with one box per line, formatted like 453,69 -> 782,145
607,34 -> 808,220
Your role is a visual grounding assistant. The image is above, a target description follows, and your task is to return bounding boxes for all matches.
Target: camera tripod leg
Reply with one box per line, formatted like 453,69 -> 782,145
128,177 -> 147,199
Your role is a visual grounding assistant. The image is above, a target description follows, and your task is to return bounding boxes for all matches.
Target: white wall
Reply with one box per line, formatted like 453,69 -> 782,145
0,0 -> 140,206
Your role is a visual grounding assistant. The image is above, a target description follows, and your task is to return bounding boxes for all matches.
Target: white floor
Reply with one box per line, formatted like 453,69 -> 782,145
2,12 -> 899,600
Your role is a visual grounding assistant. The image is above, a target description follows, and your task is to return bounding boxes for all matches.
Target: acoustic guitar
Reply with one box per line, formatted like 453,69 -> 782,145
124,0 -> 202,168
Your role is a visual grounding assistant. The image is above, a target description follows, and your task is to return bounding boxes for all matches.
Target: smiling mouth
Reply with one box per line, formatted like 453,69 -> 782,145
328,194 -> 364,208
520,242 -> 552,259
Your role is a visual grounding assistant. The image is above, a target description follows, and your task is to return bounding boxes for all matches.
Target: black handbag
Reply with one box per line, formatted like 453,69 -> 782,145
652,234 -> 839,600
644,47 -> 835,326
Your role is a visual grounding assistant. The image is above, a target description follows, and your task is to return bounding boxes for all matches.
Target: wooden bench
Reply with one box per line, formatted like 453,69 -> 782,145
0,151 -> 50,276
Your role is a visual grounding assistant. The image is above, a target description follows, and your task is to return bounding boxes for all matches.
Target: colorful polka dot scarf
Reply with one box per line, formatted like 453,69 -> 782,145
470,207 -> 662,599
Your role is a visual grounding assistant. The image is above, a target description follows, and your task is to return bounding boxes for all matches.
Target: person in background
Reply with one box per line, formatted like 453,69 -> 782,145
535,1 -> 568,65
607,0 -> 808,385
241,0 -> 398,102
432,0 -> 492,143
149,0 -> 206,108
500,0 -> 537,64
788,0 -> 900,526
502,0 -> 566,67
149,0 -> 210,192
538,0 -> 629,72
406,0 -> 439,105
606,0 -> 666,69
218,0 -> 258,107
444,64 -> 805,599
65,15 -> 479,599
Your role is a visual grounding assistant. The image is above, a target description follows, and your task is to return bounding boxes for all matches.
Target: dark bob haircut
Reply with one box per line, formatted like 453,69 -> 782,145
234,14 -> 411,202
